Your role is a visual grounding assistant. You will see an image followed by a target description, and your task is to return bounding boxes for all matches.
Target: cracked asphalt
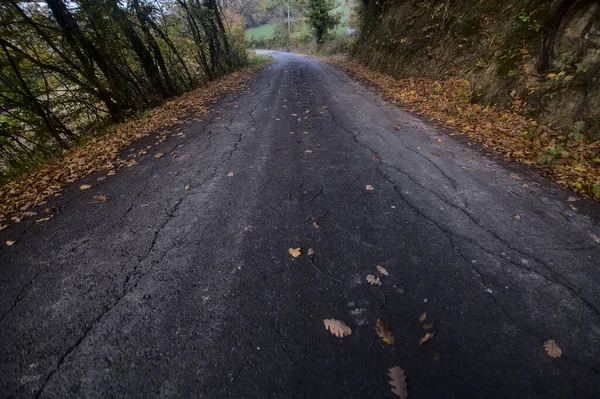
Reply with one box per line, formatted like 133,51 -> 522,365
1,51 -> 600,398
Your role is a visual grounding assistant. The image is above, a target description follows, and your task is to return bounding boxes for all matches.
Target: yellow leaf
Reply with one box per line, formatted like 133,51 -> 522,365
6,240 -> 16,246
323,319 -> 352,337
288,247 -> 301,258
375,319 -> 395,344
79,184 -> 92,191
419,332 -> 435,346
36,217 -> 50,223
543,339 -> 562,358
154,152 -> 164,159
388,366 -> 408,399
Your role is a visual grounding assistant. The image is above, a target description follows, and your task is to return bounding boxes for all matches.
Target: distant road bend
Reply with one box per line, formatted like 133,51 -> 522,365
1,51 -> 599,398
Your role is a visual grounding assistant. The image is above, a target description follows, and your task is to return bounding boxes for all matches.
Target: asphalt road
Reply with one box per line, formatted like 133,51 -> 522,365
1,51 -> 600,398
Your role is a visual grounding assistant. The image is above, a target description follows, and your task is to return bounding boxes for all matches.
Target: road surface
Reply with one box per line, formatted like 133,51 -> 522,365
1,51 -> 600,398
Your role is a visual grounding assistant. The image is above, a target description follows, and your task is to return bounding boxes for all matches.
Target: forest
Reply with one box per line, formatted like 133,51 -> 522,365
0,0 -> 246,182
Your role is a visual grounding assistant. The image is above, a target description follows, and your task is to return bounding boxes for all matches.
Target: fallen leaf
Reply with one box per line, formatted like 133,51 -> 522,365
567,196 -> 577,202
36,217 -> 50,223
437,138 -> 444,143
289,131 -> 295,135
125,159 -> 137,167
227,172 -> 234,177
288,247 -> 301,258
375,319 -> 395,344
377,265 -> 389,276
323,319 -> 352,337
353,131 -> 359,135
307,248 -> 315,256
513,215 -> 521,220
6,240 -> 16,246
154,152 -> 164,159
419,332 -> 435,346
185,185 -> 191,190
0,224 -> 8,231
543,339 -> 562,358
419,312 -> 427,322
422,323 -> 435,330
509,173 -> 522,180
433,353 -> 441,361
366,185 -> 375,191
388,366 -> 408,399
366,274 -> 381,286
312,221 -> 319,229
305,150 -> 313,154
79,184 -> 92,191
393,126 -> 401,131
430,152 -> 440,157
93,195 -> 108,202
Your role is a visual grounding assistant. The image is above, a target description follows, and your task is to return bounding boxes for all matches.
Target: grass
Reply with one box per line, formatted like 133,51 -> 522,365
248,53 -> 273,66
245,24 -> 275,40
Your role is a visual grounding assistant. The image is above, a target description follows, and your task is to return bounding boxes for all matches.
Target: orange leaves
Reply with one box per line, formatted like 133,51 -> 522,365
325,58 -> 600,201
0,64 -> 266,223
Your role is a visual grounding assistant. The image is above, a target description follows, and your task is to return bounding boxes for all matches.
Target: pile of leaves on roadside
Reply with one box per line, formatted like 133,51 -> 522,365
0,62 -> 270,226
325,57 -> 600,201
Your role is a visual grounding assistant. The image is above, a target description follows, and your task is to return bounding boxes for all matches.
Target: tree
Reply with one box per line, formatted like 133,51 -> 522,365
304,0 -> 340,45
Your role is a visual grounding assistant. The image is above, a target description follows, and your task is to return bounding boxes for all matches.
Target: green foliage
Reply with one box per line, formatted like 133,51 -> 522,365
303,0 -> 341,45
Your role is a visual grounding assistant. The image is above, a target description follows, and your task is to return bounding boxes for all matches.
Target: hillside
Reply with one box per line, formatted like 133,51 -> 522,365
353,0 -> 600,138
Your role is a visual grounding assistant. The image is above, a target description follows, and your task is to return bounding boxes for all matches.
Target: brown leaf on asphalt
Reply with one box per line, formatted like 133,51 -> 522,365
433,353 -> 441,361
6,240 -> 15,246
184,185 -> 191,190
419,312 -> 427,322
154,152 -> 164,159
509,173 -> 522,180
543,340 -> 562,358
375,319 -> 395,344
93,195 -> 108,202
312,221 -> 319,229
393,126 -> 401,131
430,152 -> 440,157
307,248 -> 315,257
437,138 -> 444,143
422,323 -> 435,330
366,185 -> 375,191
227,172 -> 234,177
305,150 -> 313,154
79,184 -> 92,191
288,247 -> 301,258
366,274 -> 381,286
36,217 -> 50,223
323,319 -> 352,337
388,366 -> 408,399
419,332 -> 435,346
0,224 -> 8,231
513,215 -> 521,220
567,196 -> 577,202
125,159 -> 137,167
376,265 -> 389,276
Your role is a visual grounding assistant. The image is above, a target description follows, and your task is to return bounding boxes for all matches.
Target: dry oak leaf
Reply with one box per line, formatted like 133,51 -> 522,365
366,185 -> 375,191
543,339 -> 562,358
375,319 -> 395,344
6,240 -> 16,246
366,274 -> 381,286
79,184 -> 92,191
323,319 -> 352,337
388,366 -> 408,399
419,312 -> 427,322
419,332 -> 435,346
288,247 -> 301,258
377,265 -> 389,276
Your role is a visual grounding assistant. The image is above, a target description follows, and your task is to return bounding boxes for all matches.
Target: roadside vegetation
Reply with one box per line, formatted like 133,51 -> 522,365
0,0 -> 247,184
243,0 -> 353,55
